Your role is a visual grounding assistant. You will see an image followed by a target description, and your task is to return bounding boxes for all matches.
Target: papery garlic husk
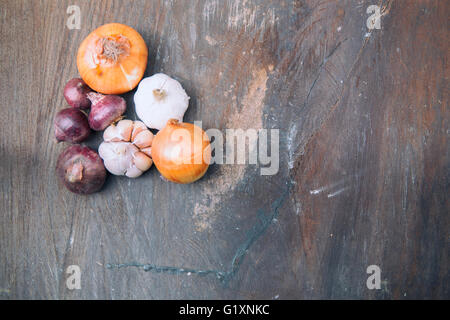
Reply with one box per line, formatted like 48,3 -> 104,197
131,121 -> 148,140
98,142 -> 141,177
103,119 -> 133,142
134,73 -> 189,130
133,130 -> 153,148
99,119 -> 154,178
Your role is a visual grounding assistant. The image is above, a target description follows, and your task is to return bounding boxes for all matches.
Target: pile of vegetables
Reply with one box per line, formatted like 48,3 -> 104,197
54,23 -> 211,195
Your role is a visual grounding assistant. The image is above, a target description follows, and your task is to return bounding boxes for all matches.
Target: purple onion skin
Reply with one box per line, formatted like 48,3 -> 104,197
64,78 -> 92,109
87,93 -> 126,131
54,108 -> 91,143
56,145 -> 106,195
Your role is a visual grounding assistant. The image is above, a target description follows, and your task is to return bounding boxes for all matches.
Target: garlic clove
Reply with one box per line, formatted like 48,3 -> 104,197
116,119 -> 134,140
102,125 -> 117,141
103,159 -> 127,176
133,151 -> 153,171
125,165 -> 143,178
103,119 -> 133,142
98,141 -> 115,159
141,147 -> 151,157
99,141 -> 140,176
131,121 -> 148,141
133,130 -> 154,149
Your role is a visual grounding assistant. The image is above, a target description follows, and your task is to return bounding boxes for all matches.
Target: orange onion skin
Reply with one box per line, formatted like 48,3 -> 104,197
77,23 -> 148,95
152,119 -> 211,184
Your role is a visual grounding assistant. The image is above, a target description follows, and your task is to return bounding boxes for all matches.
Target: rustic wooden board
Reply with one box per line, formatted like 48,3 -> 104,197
0,0 -> 448,299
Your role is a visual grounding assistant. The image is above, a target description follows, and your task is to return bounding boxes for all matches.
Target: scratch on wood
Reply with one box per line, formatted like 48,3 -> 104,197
304,40 -> 344,109
309,171 -> 362,196
107,183 -> 292,285
327,186 -> 349,198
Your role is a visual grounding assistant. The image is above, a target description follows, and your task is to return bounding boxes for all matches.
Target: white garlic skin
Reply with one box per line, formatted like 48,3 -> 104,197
134,73 -> 189,130
103,119 -> 133,142
99,119 -> 154,178
99,142 -> 142,177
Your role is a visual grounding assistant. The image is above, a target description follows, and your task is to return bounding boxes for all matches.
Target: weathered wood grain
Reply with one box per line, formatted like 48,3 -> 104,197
0,0 -> 448,299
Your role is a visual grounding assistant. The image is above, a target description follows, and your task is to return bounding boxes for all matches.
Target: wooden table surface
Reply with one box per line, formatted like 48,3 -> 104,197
0,0 -> 448,299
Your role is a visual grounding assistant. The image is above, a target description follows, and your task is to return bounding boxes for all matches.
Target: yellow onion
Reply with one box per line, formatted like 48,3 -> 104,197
152,119 -> 211,184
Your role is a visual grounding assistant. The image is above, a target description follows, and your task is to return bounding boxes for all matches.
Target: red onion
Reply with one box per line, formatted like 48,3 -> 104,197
54,108 -> 91,143
87,92 -> 126,131
64,78 -> 93,109
56,145 -> 106,195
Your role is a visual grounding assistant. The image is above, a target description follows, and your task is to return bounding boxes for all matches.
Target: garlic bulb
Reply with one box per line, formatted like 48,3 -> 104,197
134,73 -> 189,130
99,120 -> 153,178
